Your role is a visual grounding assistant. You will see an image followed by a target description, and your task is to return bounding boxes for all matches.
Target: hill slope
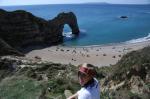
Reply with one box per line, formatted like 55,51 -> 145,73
0,46 -> 149,99
100,46 -> 150,99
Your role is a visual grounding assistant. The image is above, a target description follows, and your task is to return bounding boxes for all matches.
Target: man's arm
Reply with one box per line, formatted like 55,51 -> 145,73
67,92 -> 78,99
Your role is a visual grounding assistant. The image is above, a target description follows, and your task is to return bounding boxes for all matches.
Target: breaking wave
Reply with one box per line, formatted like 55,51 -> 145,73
63,29 -> 86,38
63,32 -> 74,38
125,33 -> 150,44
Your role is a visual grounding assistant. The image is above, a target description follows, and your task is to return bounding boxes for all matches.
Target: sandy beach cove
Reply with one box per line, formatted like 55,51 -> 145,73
25,41 -> 150,67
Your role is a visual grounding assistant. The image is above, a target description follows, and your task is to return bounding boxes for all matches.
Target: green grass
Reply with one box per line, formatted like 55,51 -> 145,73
100,91 -> 111,99
0,76 -> 44,99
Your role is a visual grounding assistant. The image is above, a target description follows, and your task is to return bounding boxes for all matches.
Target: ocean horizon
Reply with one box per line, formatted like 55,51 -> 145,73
1,4 -> 150,46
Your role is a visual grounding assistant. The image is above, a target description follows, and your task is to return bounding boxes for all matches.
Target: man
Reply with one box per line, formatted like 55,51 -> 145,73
67,63 -> 100,99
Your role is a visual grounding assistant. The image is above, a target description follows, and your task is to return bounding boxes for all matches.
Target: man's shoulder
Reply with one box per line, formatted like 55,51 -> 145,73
78,87 -> 90,95
77,88 -> 91,99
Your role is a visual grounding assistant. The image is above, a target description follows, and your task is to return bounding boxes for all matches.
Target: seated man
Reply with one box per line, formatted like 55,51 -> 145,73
68,63 -> 100,99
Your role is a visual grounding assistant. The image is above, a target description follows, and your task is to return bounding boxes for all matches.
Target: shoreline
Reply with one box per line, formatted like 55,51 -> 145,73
59,40 -> 149,48
25,40 -> 150,67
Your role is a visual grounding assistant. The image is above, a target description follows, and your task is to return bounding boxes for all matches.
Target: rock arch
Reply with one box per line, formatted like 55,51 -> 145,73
0,9 -> 80,56
49,12 -> 80,35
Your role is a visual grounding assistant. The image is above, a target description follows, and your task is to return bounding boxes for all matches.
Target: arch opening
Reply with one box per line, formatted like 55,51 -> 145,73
63,24 -> 75,38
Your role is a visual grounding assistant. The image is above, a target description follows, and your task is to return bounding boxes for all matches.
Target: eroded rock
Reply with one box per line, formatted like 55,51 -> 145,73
0,9 -> 80,56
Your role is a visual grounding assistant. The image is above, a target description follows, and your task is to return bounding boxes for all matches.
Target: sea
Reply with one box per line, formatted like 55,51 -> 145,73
0,4 -> 150,46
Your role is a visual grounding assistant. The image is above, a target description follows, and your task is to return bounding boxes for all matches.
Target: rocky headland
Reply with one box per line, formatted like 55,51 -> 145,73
0,9 -> 80,56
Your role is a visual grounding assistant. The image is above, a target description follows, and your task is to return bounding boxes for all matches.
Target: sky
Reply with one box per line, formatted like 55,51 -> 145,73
0,0 -> 150,6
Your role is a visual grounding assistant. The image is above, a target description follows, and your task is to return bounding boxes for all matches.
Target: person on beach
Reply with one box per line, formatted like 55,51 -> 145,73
67,63 -> 100,99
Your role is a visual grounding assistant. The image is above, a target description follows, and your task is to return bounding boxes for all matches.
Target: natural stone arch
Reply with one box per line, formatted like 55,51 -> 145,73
49,12 -> 80,35
0,9 -> 80,56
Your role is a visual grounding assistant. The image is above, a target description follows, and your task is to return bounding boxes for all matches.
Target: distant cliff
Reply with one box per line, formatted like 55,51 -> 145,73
0,9 -> 80,56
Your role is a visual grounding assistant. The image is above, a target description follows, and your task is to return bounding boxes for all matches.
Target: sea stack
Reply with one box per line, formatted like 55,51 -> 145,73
120,16 -> 128,19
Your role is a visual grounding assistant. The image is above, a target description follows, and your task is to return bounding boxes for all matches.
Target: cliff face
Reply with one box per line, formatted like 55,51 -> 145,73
0,9 -> 79,56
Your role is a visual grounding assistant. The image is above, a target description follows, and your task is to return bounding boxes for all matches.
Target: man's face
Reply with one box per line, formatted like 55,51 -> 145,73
78,72 -> 91,86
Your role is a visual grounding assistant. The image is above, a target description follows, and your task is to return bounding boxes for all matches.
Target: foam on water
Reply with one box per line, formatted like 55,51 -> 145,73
63,32 -> 74,38
63,28 -> 86,38
125,33 -> 150,44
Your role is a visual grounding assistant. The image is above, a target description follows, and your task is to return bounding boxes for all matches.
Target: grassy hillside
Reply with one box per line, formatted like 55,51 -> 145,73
0,46 -> 150,99
0,57 -> 80,99
100,46 -> 150,99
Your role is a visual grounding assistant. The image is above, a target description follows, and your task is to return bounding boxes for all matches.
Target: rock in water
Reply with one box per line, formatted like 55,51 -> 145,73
120,16 -> 128,19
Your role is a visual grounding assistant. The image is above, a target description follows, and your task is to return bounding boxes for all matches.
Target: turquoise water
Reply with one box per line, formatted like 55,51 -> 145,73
1,4 -> 150,46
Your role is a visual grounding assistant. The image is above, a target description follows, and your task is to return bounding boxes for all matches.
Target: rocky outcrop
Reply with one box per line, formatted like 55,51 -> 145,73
120,16 -> 128,19
0,9 -> 80,56
100,47 -> 150,99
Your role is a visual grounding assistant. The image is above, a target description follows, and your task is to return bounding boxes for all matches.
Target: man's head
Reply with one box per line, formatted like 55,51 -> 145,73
78,63 -> 96,86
